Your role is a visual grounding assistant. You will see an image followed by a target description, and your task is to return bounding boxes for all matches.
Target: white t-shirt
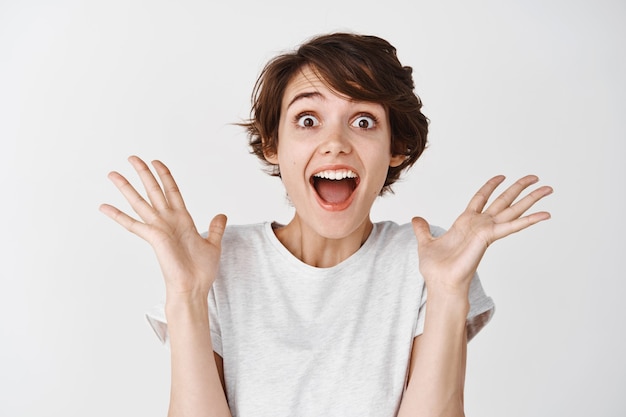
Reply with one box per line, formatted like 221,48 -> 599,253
146,221 -> 495,417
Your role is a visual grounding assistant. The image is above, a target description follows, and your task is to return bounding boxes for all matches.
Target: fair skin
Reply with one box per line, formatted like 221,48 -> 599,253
264,66 -> 405,267
100,68 -> 552,417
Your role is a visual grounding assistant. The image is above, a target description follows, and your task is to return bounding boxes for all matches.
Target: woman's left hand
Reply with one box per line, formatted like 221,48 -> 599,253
411,175 -> 553,296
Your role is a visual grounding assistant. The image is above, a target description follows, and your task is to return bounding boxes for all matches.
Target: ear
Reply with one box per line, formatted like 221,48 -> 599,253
262,138 -> 279,164
389,153 -> 405,168
263,149 -> 279,165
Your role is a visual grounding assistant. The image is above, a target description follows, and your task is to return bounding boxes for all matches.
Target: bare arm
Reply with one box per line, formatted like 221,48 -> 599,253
166,297 -> 231,417
398,175 -> 553,417
100,156 -> 231,417
398,295 -> 469,417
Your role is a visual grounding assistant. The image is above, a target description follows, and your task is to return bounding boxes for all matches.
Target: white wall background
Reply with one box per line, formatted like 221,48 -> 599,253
1,0 -> 624,415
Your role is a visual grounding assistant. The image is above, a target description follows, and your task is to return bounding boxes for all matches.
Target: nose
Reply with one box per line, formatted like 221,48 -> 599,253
319,123 -> 352,156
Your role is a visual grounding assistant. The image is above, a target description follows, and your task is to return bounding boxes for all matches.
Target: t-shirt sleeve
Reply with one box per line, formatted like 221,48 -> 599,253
145,302 -> 168,346
414,286 -> 428,338
207,287 -> 223,355
466,272 -> 495,341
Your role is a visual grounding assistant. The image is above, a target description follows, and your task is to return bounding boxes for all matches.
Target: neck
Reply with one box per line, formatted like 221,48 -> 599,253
274,215 -> 373,268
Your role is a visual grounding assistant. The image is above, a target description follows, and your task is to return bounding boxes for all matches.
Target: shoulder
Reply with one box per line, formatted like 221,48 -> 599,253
218,222 -> 278,248
211,222 -> 272,261
373,221 -> 446,245
221,222 -> 266,242
368,221 -> 447,270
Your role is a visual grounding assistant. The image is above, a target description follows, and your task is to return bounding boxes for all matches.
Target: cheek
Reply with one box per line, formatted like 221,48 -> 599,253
277,138 -> 316,166
276,147 -> 298,169
368,151 -> 394,187
276,149 -> 304,185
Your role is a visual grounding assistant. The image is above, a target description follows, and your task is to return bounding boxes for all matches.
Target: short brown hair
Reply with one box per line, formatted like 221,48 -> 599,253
242,32 -> 429,194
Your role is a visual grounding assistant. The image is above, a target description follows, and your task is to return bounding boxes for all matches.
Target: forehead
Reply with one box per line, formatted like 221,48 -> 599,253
281,65 -> 382,111
282,66 -> 336,105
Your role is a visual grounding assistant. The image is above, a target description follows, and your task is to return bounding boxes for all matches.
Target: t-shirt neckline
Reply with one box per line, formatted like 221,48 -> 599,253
262,221 -> 382,274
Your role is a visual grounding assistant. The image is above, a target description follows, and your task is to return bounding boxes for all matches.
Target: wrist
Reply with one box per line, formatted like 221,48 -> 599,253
165,293 -> 209,322
423,275 -> 472,303
425,290 -> 470,319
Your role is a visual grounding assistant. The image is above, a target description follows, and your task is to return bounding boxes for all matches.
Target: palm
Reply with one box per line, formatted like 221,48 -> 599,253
100,156 -> 226,297
147,209 -> 223,296
412,175 -> 552,294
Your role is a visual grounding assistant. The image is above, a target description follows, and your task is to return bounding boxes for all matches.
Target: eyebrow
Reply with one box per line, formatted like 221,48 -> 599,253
287,91 -> 324,109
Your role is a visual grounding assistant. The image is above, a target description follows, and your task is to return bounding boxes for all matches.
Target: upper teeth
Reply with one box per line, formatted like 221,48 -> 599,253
314,170 -> 358,180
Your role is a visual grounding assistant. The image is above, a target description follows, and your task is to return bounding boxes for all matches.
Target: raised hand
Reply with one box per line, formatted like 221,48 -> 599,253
411,175 -> 552,296
100,156 -> 226,299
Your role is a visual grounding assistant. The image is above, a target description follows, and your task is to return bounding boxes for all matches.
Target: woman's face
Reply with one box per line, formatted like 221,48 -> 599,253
264,66 -> 404,240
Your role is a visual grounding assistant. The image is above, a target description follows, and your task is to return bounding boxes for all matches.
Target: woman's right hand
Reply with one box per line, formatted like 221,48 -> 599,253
100,155 -> 227,300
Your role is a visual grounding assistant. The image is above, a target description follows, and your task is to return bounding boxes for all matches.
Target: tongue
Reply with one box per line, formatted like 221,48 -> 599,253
316,179 -> 353,204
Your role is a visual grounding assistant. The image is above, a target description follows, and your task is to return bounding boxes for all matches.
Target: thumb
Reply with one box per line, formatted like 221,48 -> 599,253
411,216 -> 432,247
206,214 -> 228,247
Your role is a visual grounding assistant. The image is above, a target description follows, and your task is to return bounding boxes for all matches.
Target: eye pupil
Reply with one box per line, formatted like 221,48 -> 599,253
358,118 -> 369,128
304,117 -> 314,127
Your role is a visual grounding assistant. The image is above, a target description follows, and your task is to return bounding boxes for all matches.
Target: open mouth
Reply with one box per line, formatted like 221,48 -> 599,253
310,169 -> 359,206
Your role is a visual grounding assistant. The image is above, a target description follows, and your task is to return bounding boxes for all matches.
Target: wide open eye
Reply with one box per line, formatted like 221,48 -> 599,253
296,114 -> 320,128
351,115 -> 377,129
